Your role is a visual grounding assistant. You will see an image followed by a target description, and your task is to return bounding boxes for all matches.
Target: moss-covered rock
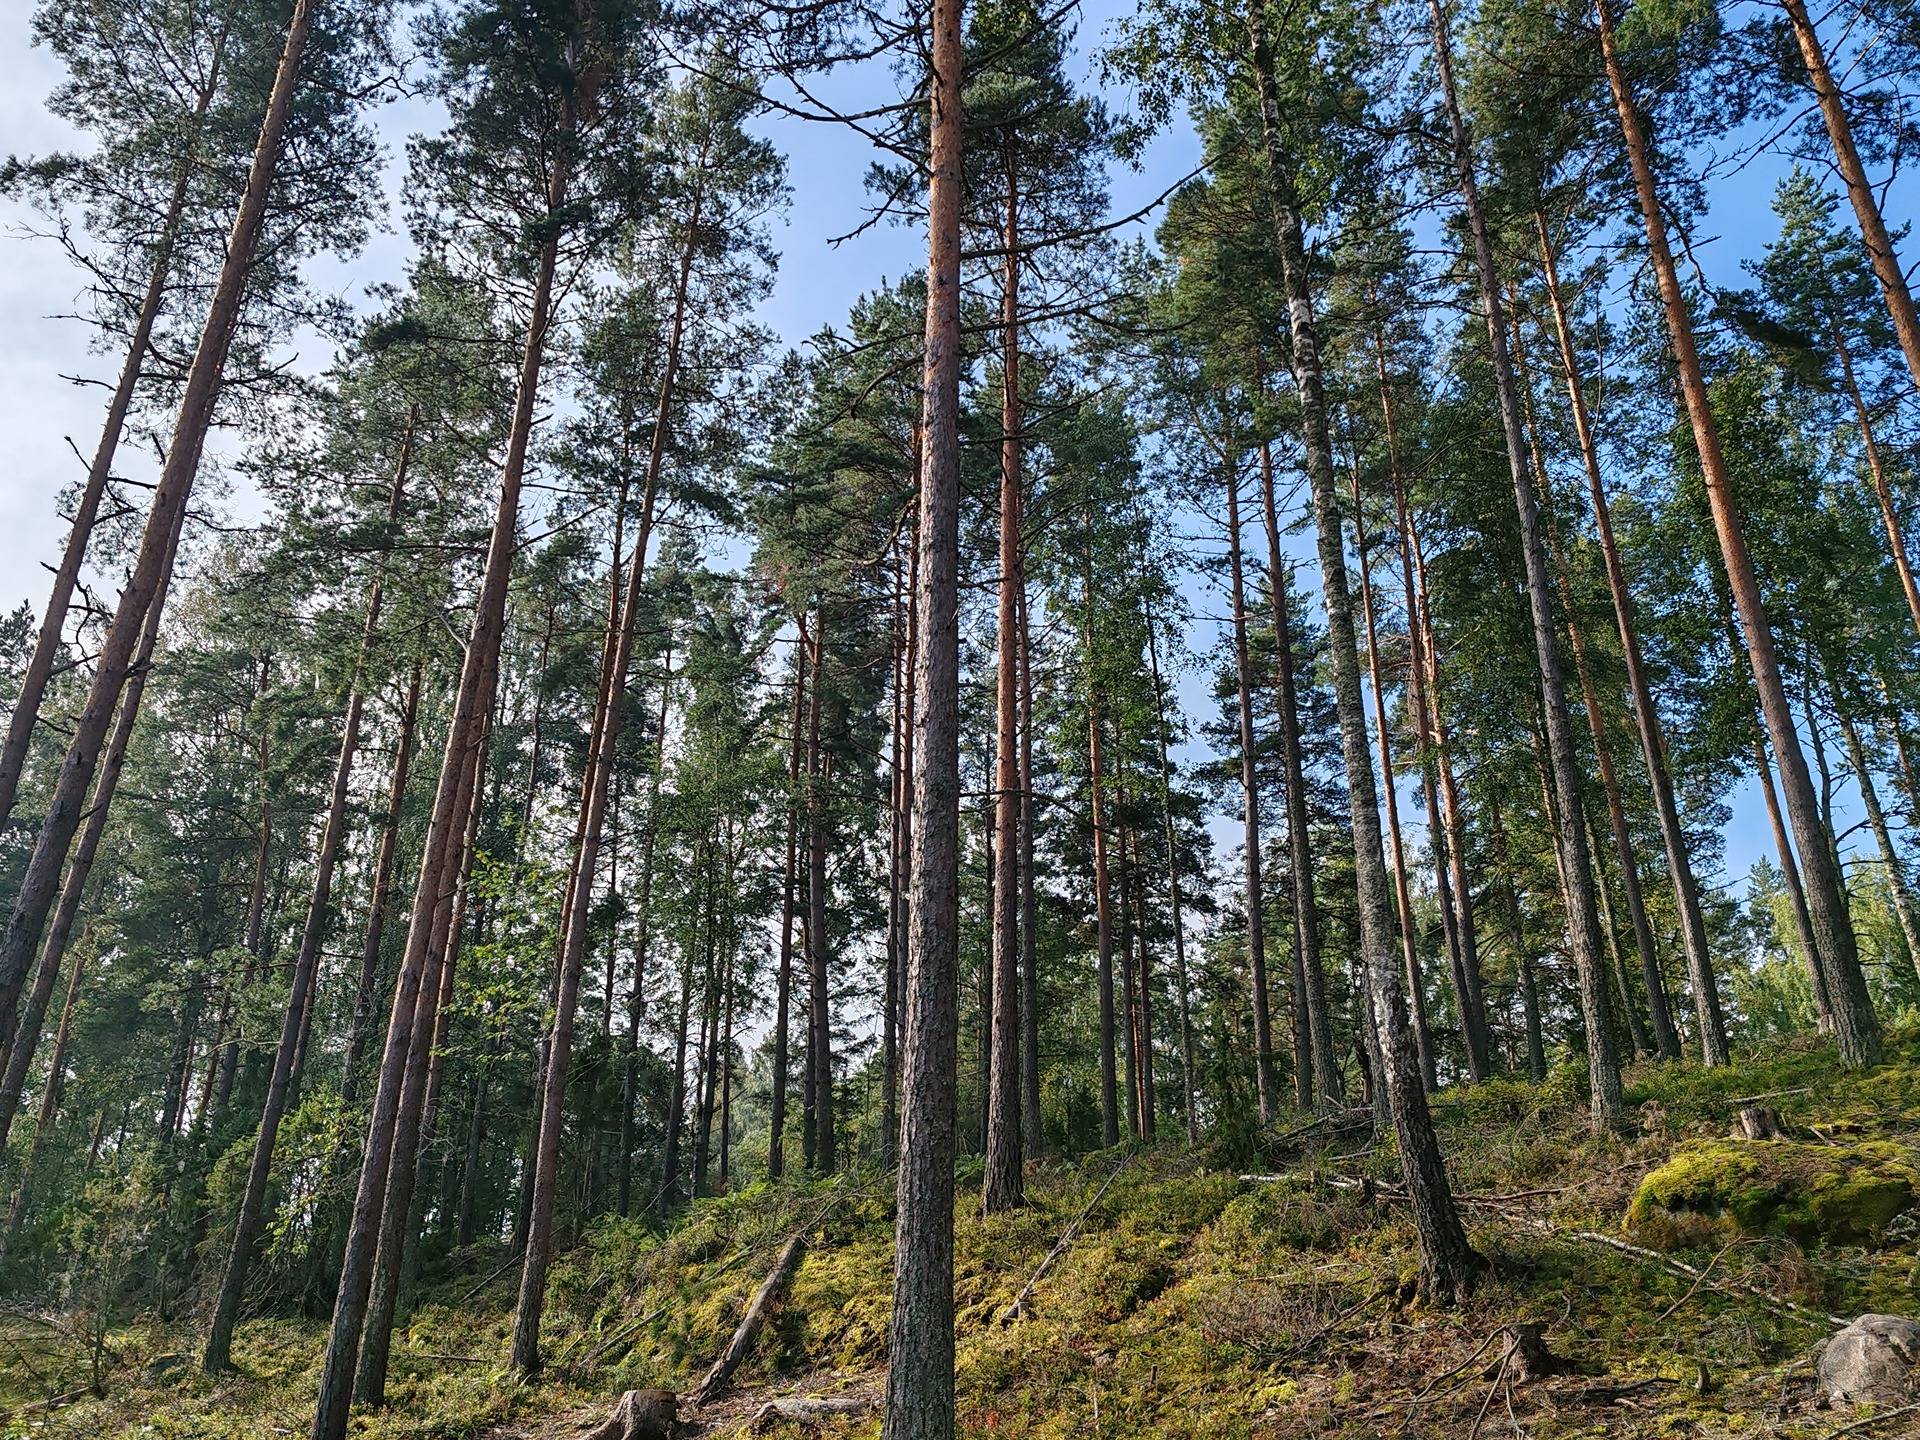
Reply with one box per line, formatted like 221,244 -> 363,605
1625,1139 -> 1919,1248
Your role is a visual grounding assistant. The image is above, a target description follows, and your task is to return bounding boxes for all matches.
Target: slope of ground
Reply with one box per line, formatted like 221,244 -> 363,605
5,1032 -> 1919,1438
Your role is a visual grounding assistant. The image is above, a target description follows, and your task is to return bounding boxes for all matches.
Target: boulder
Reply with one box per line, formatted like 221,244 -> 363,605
1819,1314 -> 1920,1406
1624,1140 -> 1918,1249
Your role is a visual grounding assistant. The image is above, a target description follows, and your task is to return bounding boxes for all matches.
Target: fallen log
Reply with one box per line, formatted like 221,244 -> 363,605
692,1231 -> 808,1406
749,1396 -> 876,1431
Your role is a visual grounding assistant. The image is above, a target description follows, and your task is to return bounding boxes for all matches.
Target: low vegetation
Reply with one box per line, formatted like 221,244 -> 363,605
8,1034 -> 1916,1438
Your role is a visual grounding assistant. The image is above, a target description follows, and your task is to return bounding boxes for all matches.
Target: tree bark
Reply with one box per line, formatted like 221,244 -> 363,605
0,33 -> 227,830
1832,323 -> 1920,639
769,641 -> 804,1181
309,92 -> 566,1440
1223,454 -> 1278,1119
1257,442 -> 1342,1105
884,0 -> 964,1428
1246,8 -> 1480,1301
0,938 -> 86,1252
1595,0 -> 1878,1065
618,652 -> 671,1214
1533,212 -> 1727,1063
1145,612 -> 1200,1141
1353,453 -> 1485,1083
1509,313 -> 1682,1062
803,624 -> 835,1177
1781,0 -> 1920,398
354,668 -> 489,1408
1016,576 -> 1042,1157
1833,686 -> 1920,979
1084,557 -> 1120,1147
511,143 -> 696,1372
0,487 -> 188,1150
983,147 -> 1024,1211
0,0 -> 315,1050
1429,0 -> 1621,1123
1375,366 -> 1445,1093
204,414 -> 415,1372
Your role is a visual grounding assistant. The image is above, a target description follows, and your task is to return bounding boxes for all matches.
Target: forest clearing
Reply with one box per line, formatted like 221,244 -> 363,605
0,0 -> 1918,1434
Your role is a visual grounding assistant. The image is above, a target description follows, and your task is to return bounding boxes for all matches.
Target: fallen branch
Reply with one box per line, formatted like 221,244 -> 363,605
692,1231 -> 808,1407
997,1150 -> 1135,1325
1649,1237 -> 1748,1325
749,1396 -> 876,1431
1823,1402 -> 1920,1438
1560,1229 -> 1846,1329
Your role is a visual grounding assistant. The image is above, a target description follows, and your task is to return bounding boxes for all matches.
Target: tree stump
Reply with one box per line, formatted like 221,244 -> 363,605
582,1388 -> 677,1440
1734,1106 -> 1787,1140
1486,1323 -> 1565,1385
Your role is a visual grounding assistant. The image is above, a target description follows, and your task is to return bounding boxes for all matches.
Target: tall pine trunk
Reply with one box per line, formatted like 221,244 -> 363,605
1258,441 -> 1341,1104
1533,213 -> 1727,1062
0,486 -> 189,1149
1429,0 -> 1621,1122
983,147 -> 1025,1211
0,0 -> 316,1047
1594,0 -> 1878,1065
804,623 -> 835,1176
0,36 -> 227,828
1780,0 -> 1920,397
1223,456 -> 1279,1119
1085,548 -> 1120,1146
1509,317 -> 1682,1062
204,415 -> 415,1372
884,0 -> 964,1428
1246,9 -> 1479,1301
308,95 -> 568,1440
1145,615 -> 1201,1139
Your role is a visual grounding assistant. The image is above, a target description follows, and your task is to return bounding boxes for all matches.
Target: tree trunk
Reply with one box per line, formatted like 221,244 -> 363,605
1246,8 -> 1479,1301
1145,613 -> 1201,1141
884,0 -> 964,1428
355,681 -> 489,1407
0,937 -> 86,1252
1832,324 -> 1920,638
1834,686 -> 1920,979
1016,576 -> 1043,1157
0,0 -> 315,1049
1258,442 -> 1342,1105
983,148 -> 1024,1212
1489,802 -> 1547,1080
1509,314 -> 1682,1062
804,624 -> 835,1177
205,416 -> 415,1371
0,35 -> 227,829
1353,453 -> 1485,1083
1376,370 -> 1446,1094
0,487 -> 189,1150
512,152 -> 696,1373
309,96 -> 567,1440
1223,455 -> 1279,1120
769,642 -> 804,1181
1085,563 -> 1120,1147
1781,0 -> 1920,398
1595,0 -> 1878,1065
619,653 -> 672,1214
1429,0 -> 1620,1122
1533,213 -> 1727,1063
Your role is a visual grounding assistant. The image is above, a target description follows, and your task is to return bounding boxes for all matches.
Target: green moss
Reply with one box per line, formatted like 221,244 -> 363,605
1626,1139 -> 1918,1247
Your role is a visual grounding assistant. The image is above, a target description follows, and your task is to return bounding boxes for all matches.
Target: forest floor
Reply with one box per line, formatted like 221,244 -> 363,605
5,1032 -> 1920,1439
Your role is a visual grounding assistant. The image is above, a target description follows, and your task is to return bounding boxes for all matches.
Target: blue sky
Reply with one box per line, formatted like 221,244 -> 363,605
0,0 -> 1910,924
